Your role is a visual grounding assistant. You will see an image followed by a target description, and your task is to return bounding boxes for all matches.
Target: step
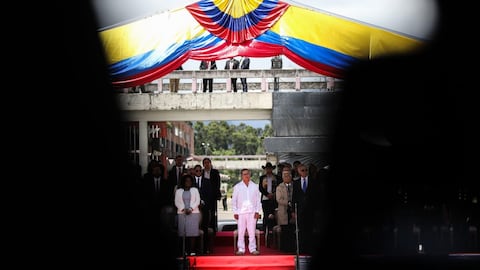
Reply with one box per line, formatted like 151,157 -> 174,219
186,255 -> 296,270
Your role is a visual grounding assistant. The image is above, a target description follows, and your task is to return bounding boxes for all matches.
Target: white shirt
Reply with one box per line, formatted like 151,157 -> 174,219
286,183 -> 292,200
154,177 -> 161,191
266,175 -> 273,193
262,175 -> 273,200
203,170 -> 210,179
196,176 -> 202,188
232,180 -> 262,215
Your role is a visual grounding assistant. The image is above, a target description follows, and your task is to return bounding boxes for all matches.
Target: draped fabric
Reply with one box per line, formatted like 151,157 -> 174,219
186,0 -> 289,44
98,0 -> 427,88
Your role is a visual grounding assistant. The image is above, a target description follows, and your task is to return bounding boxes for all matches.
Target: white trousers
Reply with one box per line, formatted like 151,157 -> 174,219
237,213 -> 257,252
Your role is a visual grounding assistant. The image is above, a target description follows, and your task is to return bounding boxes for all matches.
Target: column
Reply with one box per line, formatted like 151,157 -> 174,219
139,120 -> 149,176
157,79 -> 163,93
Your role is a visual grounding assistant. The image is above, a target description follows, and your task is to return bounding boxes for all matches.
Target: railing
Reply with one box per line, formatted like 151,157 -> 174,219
200,155 -> 266,161
121,69 -> 339,93
185,155 -> 267,170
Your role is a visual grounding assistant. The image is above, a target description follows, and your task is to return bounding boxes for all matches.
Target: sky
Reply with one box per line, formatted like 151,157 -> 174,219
228,120 -> 271,129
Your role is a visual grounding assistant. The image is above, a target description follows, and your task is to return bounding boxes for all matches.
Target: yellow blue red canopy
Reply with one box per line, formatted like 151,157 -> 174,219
98,0 -> 426,88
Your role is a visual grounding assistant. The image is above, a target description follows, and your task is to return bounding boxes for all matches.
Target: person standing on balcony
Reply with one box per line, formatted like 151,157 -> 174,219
224,57 -> 240,92
239,56 -> 250,92
200,60 -> 217,92
271,55 -> 283,91
169,65 -> 183,93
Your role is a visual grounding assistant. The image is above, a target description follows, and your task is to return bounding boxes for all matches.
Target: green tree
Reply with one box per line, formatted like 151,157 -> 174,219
194,121 -> 271,155
205,121 -> 231,151
194,121 -> 232,155
262,124 -> 273,137
231,123 -> 261,155
256,124 -> 273,153
193,121 -> 206,154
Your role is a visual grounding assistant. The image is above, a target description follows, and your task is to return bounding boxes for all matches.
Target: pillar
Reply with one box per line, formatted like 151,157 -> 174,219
192,76 -> 197,93
226,72 -> 231,92
138,120 -> 149,176
157,79 -> 163,93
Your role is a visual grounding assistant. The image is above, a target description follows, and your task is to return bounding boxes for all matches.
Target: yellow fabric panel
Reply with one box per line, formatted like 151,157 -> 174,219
99,9 -> 204,64
271,5 -> 423,59
368,29 -> 424,59
213,0 -> 262,19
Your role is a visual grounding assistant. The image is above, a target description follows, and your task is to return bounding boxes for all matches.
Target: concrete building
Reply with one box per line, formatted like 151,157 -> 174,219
123,121 -> 194,167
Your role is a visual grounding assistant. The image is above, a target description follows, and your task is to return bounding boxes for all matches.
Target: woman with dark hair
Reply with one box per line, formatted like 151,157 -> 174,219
174,174 -> 201,255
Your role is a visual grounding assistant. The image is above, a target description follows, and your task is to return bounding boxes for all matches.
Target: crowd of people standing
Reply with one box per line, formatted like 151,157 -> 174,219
136,153 -> 326,257
136,155 -> 479,257
136,155 -> 221,255
231,160 -> 327,256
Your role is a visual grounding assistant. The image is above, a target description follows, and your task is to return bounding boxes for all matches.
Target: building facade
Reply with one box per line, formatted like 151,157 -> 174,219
123,121 -> 194,165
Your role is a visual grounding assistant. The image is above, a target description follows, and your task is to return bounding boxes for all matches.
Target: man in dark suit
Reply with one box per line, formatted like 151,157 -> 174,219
224,57 -> 240,92
142,160 -> 176,231
259,162 -> 281,237
239,56 -> 250,92
193,164 -> 214,253
168,154 -> 186,187
202,157 -> 222,232
200,60 -> 217,92
169,65 -> 183,92
271,55 -> 283,91
291,163 -> 320,254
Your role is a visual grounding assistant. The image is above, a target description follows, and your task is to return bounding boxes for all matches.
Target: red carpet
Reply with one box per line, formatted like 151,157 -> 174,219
187,255 -> 296,270
210,231 -> 293,255
214,231 -> 266,248
209,244 -> 290,256
182,230 -> 299,269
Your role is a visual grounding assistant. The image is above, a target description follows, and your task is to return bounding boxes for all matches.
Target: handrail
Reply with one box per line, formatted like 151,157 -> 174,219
160,69 -> 327,79
132,69 -> 339,92
187,155 -> 267,161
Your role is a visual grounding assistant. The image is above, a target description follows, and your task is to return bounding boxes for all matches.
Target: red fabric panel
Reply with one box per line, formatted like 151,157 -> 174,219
190,39 -> 284,60
282,49 -> 345,78
111,54 -> 190,88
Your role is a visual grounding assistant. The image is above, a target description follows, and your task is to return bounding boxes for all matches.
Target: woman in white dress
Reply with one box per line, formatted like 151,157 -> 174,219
175,174 -> 201,255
